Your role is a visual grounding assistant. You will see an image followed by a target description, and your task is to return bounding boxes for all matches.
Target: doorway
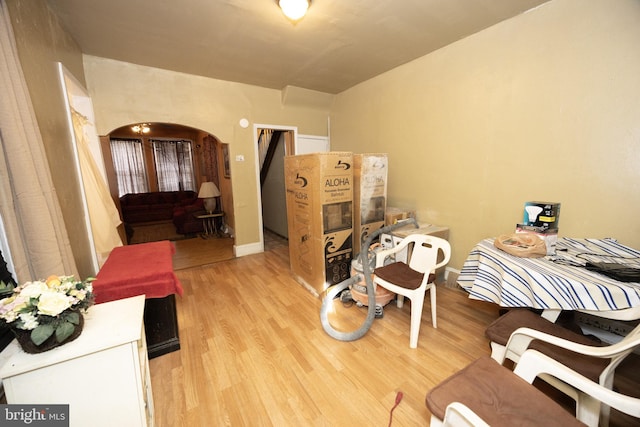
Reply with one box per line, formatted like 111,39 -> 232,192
103,123 -> 234,247
255,125 -> 329,250
257,126 -> 295,243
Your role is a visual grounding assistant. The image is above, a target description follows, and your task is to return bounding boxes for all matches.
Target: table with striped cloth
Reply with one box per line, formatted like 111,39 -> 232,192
458,237 -> 640,320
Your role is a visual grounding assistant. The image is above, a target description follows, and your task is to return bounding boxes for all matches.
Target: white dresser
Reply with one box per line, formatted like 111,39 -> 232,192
0,295 -> 154,427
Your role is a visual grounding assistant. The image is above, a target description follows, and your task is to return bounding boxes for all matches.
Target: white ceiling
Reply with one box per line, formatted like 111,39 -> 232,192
46,0 -> 550,94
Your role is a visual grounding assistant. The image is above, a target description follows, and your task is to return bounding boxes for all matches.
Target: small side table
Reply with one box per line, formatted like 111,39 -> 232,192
195,212 -> 224,237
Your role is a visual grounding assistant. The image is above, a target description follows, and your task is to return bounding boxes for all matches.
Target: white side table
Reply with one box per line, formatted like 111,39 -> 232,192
0,295 -> 154,427
195,211 -> 225,237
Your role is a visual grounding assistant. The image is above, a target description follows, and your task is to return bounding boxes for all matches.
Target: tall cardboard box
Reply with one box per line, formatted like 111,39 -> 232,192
353,153 -> 388,255
284,152 -> 354,296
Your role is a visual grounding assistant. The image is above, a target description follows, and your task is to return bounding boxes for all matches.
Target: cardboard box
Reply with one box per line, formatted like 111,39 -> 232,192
523,202 -> 561,230
284,152 -> 354,296
353,153 -> 388,255
384,207 -> 416,226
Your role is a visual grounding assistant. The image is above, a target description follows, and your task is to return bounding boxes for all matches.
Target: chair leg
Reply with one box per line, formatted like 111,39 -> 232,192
409,295 -> 425,348
430,285 -> 437,329
598,374 -> 615,427
396,294 -> 405,308
575,394 -> 602,427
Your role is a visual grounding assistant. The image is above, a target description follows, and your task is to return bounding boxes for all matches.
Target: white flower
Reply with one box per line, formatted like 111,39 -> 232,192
69,289 -> 87,301
0,295 -> 28,322
0,306 -> 18,323
37,291 -> 72,316
19,281 -> 49,299
17,312 -> 39,330
58,280 -> 74,293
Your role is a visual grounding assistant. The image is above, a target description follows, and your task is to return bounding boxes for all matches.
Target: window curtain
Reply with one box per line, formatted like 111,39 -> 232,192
152,139 -> 195,191
201,135 -> 220,186
110,138 -> 148,196
0,0 -> 78,281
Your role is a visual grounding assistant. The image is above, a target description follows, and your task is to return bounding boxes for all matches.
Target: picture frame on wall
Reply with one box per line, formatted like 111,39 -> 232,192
222,144 -> 230,178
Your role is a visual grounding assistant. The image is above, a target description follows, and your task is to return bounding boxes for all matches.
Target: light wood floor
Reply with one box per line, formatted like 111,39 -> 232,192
172,236 -> 234,270
150,245 -> 640,426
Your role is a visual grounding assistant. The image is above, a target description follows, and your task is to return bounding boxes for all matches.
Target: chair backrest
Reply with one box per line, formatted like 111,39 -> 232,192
515,349 -> 640,421
403,234 -> 451,275
437,350 -> 640,427
504,320 -> 640,385
441,402 -> 490,427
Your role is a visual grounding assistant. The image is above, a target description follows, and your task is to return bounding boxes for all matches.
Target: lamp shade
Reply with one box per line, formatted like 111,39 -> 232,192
198,182 -> 221,199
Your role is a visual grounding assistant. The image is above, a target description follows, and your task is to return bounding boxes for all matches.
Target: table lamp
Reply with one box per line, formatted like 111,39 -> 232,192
198,182 -> 221,214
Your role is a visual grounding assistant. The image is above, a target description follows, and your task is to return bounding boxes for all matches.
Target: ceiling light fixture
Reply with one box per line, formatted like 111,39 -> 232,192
131,123 -> 151,134
279,0 -> 310,21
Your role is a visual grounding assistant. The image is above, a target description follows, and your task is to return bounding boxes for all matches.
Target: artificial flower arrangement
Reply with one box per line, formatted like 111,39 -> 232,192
0,275 -> 95,353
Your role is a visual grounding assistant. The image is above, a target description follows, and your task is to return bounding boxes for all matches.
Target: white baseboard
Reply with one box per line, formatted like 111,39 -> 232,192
444,267 -> 459,280
445,267 -> 461,288
234,241 -> 263,257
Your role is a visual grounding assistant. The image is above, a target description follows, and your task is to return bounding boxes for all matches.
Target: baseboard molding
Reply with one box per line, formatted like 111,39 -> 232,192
234,241 -> 264,257
444,267 -> 461,289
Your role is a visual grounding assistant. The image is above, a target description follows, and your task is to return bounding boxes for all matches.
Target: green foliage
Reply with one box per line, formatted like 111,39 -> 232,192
66,311 -> 80,325
29,311 -> 82,345
31,324 -> 54,346
55,321 -> 75,343
0,280 -> 14,295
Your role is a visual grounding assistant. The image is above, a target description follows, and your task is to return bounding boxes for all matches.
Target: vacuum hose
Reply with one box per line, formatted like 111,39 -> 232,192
320,218 -> 418,341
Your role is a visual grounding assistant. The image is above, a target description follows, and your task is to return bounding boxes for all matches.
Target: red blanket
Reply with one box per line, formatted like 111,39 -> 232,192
94,241 -> 184,304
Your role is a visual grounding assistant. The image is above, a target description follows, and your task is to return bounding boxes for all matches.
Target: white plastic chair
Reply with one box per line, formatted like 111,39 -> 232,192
429,349 -> 640,427
373,234 -> 451,348
439,402 -> 490,427
486,309 -> 640,426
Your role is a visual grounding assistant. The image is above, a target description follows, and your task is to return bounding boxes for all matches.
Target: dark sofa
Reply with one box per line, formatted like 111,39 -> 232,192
119,191 -> 198,224
172,198 -> 206,234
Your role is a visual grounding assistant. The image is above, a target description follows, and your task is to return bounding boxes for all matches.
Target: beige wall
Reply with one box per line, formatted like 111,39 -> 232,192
83,57 -> 331,251
330,0 -> 640,269
7,0 -> 95,277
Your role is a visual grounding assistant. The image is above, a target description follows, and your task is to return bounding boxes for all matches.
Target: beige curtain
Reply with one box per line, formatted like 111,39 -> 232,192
71,110 -> 123,262
0,0 -> 78,281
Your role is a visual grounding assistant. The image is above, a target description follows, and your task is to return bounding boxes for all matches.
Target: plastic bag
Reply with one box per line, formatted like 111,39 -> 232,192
585,262 -> 640,283
494,233 -> 547,258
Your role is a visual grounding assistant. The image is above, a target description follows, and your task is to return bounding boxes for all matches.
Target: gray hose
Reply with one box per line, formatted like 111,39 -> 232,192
320,218 -> 418,341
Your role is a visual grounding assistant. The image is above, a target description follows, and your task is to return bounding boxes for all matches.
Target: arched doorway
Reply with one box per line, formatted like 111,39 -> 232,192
99,122 -> 235,266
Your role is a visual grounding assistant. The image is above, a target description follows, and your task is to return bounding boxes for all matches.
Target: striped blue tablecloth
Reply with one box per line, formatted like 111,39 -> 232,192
458,238 -> 640,313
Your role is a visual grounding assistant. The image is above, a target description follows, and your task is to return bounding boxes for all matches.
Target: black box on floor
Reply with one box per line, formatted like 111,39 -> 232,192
144,294 -> 180,359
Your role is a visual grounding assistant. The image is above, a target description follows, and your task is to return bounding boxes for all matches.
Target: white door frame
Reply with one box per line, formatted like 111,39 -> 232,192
252,124 -> 298,252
